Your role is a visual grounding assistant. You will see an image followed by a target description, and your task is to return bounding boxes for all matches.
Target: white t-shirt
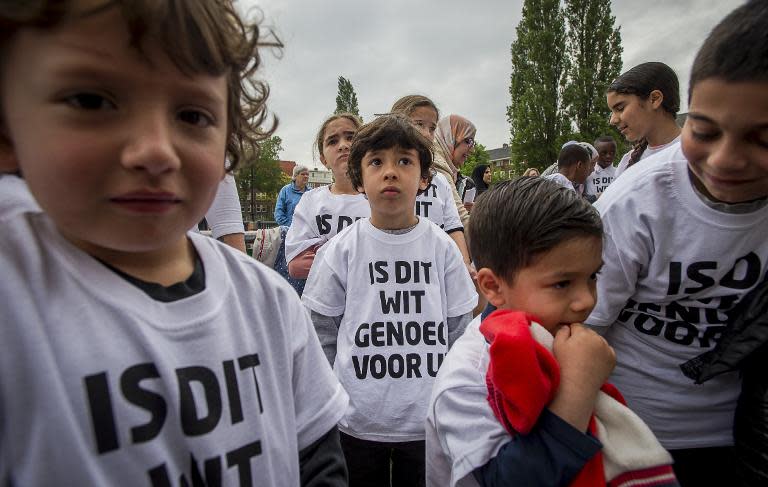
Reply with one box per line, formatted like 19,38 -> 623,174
0,212 -> 348,486
584,164 -> 617,198
426,316 -> 507,487
588,144 -> 768,449
190,174 -> 245,237
614,136 -> 681,180
287,178 -> 464,264
302,218 -> 478,442
543,172 -> 576,191
285,185 -> 370,263
205,174 -> 245,239
416,173 -> 463,232
0,174 -> 40,216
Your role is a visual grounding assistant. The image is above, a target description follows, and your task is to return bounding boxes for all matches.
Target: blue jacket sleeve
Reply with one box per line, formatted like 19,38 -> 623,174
472,409 -> 602,487
274,186 -> 289,226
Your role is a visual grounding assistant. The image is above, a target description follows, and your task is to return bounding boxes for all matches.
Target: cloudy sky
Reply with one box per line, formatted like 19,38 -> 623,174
244,0 -> 742,168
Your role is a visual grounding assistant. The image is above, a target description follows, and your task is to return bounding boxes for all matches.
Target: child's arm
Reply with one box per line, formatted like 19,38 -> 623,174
447,230 -> 475,277
549,324 -> 616,431
299,426 -> 347,486
289,246 -> 319,279
447,313 -> 472,349
310,310 -> 342,365
472,409 -> 602,487
206,174 -> 246,252
586,190 -> 649,330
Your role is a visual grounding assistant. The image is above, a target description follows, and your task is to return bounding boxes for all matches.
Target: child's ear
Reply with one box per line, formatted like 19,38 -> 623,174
649,89 -> 664,110
475,268 -> 509,308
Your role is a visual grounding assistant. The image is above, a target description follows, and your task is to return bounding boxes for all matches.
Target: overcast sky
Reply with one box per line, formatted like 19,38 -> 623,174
244,0 -> 742,168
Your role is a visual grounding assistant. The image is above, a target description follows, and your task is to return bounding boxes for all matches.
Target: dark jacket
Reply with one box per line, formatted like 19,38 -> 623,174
681,273 -> 768,486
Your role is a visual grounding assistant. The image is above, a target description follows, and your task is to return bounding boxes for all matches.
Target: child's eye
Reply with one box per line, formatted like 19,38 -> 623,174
399,158 -> 412,165
553,280 -> 570,289
65,93 -> 116,111
326,137 -> 338,146
179,109 -> 215,128
414,121 -> 425,127
369,158 -> 382,166
691,130 -> 719,142
590,273 -> 599,281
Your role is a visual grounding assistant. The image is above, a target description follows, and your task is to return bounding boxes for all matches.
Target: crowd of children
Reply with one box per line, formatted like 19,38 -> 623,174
0,0 -> 766,486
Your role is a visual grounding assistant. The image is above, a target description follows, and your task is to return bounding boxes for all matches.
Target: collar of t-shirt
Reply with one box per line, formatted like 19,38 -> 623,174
377,219 -> 419,235
688,168 -> 767,215
98,252 -> 206,302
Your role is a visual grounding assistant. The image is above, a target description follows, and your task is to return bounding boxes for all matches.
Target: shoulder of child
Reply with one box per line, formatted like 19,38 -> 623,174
595,144 -> 686,212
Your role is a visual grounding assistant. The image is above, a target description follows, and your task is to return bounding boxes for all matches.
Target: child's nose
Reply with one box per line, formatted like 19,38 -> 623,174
121,114 -> 181,175
707,135 -> 748,173
571,286 -> 597,315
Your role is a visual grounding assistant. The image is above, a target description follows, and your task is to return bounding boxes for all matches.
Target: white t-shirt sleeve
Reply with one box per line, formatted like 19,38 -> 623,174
289,294 -> 349,449
206,174 -> 245,239
302,242 -> 348,317
285,192 -> 324,263
587,195 -> 650,328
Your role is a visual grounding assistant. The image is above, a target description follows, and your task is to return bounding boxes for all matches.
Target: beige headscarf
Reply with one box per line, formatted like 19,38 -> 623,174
433,114 -> 476,182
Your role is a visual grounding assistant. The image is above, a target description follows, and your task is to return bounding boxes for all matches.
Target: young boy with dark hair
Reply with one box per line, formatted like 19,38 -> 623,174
303,114 -> 477,487
545,144 -> 593,192
584,135 -> 618,199
588,1 -> 768,484
426,177 -> 677,487
0,1 -> 347,485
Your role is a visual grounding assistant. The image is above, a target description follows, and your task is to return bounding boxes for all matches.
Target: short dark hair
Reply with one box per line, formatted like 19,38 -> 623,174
608,62 -> 680,116
469,177 -> 603,283
347,114 -> 433,191
689,0 -> 768,101
557,144 -> 590,170
594,135 -> 616,146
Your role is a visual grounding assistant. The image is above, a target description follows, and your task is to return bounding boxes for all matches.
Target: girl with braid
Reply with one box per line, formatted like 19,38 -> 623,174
607,62 -> 682,180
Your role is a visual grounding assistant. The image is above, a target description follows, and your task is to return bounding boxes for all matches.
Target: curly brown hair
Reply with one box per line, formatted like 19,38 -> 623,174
0,0 -> 280,172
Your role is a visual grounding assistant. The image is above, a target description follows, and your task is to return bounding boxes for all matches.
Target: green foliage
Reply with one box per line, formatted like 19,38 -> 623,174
507,0 -> 624,173
562,0 -> 623,143
234,136 -> 288,222
335,76 -> 361,119
508,0 -> 569,172
460,143 -> 491,177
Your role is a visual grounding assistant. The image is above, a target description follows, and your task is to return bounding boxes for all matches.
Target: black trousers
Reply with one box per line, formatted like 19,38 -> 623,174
669,446 -> 739,487
340,433 -> 425,487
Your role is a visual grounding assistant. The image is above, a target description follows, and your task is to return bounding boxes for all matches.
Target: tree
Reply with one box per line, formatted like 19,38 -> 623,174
460,143 -> 491,178
335,76 -> 361,119
234,135 -> 288,223
508,0 -> 569,174
562,0 -> 623,143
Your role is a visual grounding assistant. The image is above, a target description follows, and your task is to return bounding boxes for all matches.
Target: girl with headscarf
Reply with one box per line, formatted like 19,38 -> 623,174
471,164 -> 491,198
432,114 -> 477,227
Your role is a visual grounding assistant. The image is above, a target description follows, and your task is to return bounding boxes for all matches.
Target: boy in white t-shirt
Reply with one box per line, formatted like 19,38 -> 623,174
0,2 -> 348,485
302,114 -> 478,487
426,177 -> 676,487
544,144 -> 592,192
588,2 -> 768,484
584,136 -> 618,199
